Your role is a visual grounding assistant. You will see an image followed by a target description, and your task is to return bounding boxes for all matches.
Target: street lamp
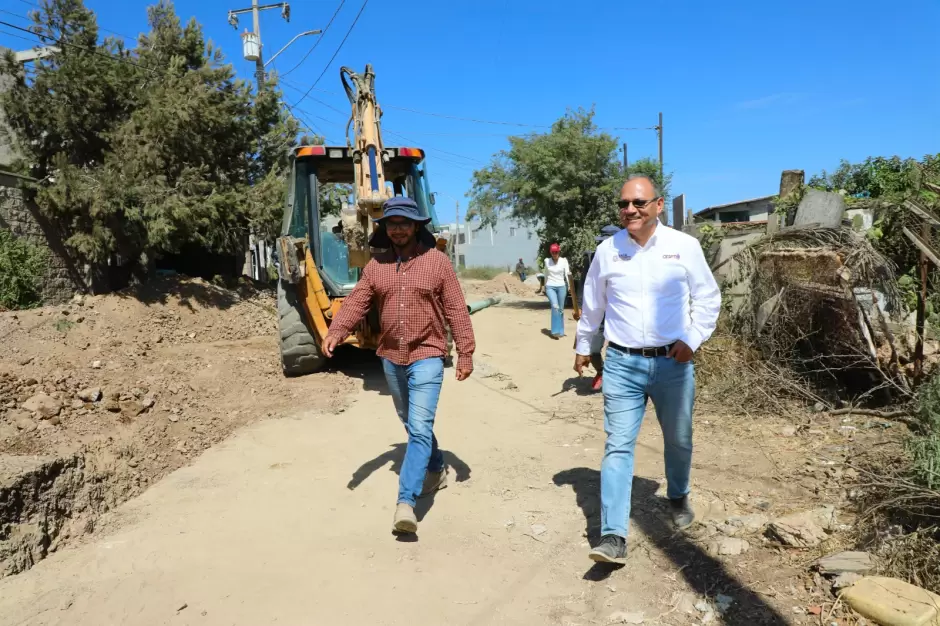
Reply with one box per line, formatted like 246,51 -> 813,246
264,29 -> 321,68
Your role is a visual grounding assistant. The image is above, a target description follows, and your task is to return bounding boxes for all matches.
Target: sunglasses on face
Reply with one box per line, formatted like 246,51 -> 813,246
617,197 -> 660,209
385,221 -> 413,231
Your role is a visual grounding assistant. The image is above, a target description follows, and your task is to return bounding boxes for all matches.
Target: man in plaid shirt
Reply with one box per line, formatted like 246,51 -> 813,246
323,197 -> 475,534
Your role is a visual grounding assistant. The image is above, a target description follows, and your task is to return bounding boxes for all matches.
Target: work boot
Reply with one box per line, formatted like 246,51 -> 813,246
591,373 -> 603,391
420,468 -> 448,498
393,503 -> 418,534
669,495 -> 695,529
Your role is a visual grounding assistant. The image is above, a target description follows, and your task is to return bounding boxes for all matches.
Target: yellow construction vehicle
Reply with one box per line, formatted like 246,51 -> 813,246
274,64 -> 443,375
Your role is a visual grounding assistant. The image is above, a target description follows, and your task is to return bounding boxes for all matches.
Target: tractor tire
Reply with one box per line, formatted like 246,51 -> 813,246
277,280 -> 326,376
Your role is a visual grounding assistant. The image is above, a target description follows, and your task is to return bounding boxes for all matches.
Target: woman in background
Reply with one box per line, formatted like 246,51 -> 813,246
544,243 -> 570,339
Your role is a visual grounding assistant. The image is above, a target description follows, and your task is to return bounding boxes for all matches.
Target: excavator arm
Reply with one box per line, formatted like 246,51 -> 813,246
340,64 -> 391,267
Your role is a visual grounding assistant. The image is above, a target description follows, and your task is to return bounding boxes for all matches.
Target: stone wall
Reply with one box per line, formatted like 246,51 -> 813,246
0,183 -> 89,304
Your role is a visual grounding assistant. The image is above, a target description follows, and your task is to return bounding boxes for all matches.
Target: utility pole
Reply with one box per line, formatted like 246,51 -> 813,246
453,201 -> 460,269
656,112 -> 665,224
227,1 -> 291,92
622,142 -> 628,173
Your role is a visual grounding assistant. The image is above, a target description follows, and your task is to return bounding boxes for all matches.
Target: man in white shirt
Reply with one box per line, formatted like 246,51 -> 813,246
573,175 -> 721,565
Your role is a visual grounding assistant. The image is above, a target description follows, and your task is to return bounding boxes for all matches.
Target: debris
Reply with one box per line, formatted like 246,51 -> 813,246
14,415 -> 37,432
706,537 -> 750,556
718,513 -> 769,536
530,524 -> 547,536
177,602 -> 188,613
694,600 -> 711,614
715,594 -> 734,615
817,551 -> 873,575
77,387 -> 102,403
141,392 -> 157,410
832,572 -> 862,590
781,425 -> 797,437
91,360 -> 102,369
807,605 -> 823,616
22,393 -> 63,419
841,577 -> 940,626
768,507 -> 835,548
607,611 -> 644,624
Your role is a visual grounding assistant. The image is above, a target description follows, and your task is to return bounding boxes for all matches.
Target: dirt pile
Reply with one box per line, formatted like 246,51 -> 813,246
476,272 -> 541,298
0,276 -> 354,577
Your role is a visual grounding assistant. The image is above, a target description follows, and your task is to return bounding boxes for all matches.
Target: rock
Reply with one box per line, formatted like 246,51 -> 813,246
530,524 -> 547,536
77,387 -> 102,402
817,551 -> 873,575
70,399 -> 84,410
842,576 -> 940,626
676,592 -> 699,615
607,611 -> 644,624
104,400 -> 121,413
168,415 -> 179,423
91,360 -> 102,369
715,594 -> 733,615
48,415 -> 61,426
120,401 -> 145,418
141,392 -> 156,410
151,333 -> 163,344
813,401 -> 826,413
18,356 -> 34,366
24,377 -> 38,386
719,514 -> 769,536
706,537 -> 750,556
781,425 -> 797,437
14,415 -> 37,432
768,507 -> 835,548
832,572 -> 863,590
22,393 -> 63,419
694,600 -> 711,613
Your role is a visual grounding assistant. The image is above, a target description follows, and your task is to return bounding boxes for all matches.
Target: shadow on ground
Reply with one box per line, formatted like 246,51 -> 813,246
328,345 -> 390,396
498,299 -> 551,311
554,376 -> 599,397
552,468 -> 789,626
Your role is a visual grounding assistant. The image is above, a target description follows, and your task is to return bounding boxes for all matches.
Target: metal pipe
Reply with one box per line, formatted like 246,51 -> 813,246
467,296 -> 501,315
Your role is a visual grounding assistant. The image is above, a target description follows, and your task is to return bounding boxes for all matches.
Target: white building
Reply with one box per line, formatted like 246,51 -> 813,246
436,216 -> 540,269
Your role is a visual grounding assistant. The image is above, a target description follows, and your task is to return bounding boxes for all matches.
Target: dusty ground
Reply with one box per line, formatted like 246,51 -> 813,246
0,280 -> 902,625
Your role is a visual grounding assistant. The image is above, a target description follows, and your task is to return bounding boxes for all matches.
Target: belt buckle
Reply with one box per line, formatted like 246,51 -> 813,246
641,347 -> 656,358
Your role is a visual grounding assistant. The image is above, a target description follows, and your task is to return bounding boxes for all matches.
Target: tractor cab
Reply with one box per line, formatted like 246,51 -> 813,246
282,144 -> 440,298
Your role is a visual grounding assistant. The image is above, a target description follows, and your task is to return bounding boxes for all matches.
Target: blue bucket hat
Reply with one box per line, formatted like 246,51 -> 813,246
375,197 -> 432,224
368,196 -> 436,249
595,224 -> 620,242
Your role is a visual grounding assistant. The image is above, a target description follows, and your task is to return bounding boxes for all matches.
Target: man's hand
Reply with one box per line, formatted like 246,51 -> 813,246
321,335 -> 341,358
574,354 -> 591,375
667,340 -> 694,363
456,368 -> 472,381
572,310 -> 581,322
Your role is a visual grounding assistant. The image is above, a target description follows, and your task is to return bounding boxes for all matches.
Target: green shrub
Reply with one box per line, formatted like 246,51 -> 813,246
0,228 -> 46,310
912,372 -> 940,489
459,266 -> 504,281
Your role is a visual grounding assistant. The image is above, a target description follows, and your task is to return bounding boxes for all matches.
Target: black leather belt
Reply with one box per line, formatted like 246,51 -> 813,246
608,342 -> 674,357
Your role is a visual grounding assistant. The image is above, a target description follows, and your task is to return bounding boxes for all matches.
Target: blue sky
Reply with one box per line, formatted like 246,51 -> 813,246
2,0 -> 938,221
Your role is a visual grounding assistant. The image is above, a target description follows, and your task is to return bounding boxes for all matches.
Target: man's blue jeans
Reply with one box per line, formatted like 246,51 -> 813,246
382,357 -> 445,507
600,347 -> 695,539
545,285 -> 567,336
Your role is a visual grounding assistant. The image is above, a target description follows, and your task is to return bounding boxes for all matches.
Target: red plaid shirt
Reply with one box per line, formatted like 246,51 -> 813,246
326,246 -> 475,370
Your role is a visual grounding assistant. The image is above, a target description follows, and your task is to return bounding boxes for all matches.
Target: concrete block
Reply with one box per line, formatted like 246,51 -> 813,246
794,189 -> 846,228
842,576 -> 940,626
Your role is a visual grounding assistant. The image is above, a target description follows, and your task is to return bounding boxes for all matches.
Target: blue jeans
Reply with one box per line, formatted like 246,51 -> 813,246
519,272 -> 527,282
600,347 -> 695,539
382,357 -> 445,507
545,285 -> 567,336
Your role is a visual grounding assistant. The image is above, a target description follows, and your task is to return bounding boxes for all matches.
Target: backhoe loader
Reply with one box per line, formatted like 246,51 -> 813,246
274,64 -> 442,375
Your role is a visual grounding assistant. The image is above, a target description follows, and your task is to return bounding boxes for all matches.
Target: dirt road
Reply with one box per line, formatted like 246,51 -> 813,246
0,298 -> 812,625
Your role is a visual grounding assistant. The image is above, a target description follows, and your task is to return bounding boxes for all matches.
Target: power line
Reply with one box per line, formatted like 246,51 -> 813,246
0,19 -> 156,73
280,0 -> 345,78
292,0 -> 369,108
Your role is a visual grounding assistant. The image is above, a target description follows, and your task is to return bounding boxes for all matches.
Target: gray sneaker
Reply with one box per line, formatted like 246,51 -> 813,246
588,534 -> 627,564
669,495 -> 695,529
420,468 -> 448,498
393,503 -> 417,534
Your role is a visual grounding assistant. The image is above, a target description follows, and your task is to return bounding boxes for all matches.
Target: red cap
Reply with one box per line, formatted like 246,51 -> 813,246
549,243 -> 560,253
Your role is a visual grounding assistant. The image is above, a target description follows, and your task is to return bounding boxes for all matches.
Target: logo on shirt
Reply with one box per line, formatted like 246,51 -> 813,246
613,253 -> 632,262
662,254 -> 681,260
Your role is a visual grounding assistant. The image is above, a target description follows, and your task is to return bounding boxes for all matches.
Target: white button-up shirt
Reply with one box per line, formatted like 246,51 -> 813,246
575,225 -> 721,355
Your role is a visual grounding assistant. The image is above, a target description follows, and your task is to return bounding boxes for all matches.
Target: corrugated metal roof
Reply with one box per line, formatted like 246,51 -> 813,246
694,195 -> 776,216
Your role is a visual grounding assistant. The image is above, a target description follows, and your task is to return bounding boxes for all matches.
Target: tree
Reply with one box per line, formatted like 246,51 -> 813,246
0,0 -> 298,271
467,108 -> 670,269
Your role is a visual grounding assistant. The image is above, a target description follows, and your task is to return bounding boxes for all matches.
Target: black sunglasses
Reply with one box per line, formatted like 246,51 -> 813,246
617,197 -> 660,209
